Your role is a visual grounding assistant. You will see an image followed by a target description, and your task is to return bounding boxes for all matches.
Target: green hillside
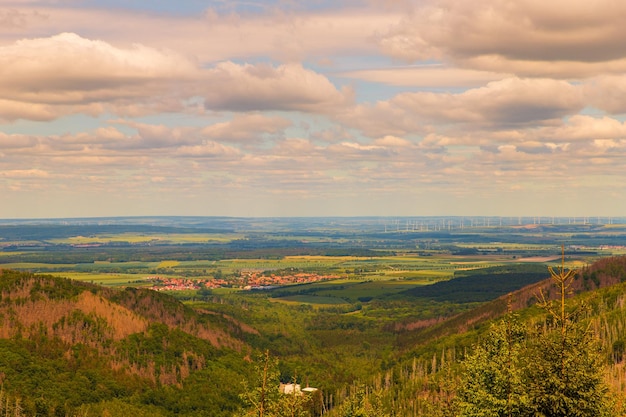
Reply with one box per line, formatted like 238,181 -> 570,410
2,256 -> 626,416
0,269 -> 250,416
326,256 -> 626,416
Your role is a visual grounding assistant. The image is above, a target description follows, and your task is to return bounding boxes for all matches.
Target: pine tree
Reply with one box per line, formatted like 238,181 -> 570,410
456,313 -> 532,417
457,248 -> 614,417
524,319 -> 611,417
525,248 -> 613,416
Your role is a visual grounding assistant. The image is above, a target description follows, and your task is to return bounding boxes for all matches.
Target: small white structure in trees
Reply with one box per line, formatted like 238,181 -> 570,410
280,383 -> 301,395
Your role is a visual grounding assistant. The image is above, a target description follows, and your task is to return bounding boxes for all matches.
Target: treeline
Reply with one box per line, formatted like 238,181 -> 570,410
0,245 -> 381,265
0,224 -> 230,241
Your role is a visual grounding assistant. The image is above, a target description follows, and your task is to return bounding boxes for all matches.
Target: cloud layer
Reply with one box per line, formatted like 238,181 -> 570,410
1,1 -> 625,217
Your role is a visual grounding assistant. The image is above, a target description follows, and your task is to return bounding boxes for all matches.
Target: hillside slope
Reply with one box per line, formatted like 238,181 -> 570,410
397,256 -> 626,348
326,256 -> 626,416
0,269 -> 252,416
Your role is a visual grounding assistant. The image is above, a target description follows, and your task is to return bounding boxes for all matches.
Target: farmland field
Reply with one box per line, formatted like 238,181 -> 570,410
46,232 -> 242,245
1,217 -> 625,301
53,271 -> 151,286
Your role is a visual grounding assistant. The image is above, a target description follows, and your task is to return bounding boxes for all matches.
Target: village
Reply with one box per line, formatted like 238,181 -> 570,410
145,270 -> 341,291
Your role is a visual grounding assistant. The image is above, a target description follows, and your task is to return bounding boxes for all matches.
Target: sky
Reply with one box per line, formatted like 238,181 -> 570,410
1,0 -> 626,218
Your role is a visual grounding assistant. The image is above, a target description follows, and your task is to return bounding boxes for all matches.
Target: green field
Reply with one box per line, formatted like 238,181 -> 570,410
268,273 -> 455,304
2,220 -> 623,306
0,252 -> 576,294
272,295 -> 350,305
214,256 -> 349,272
53,271 -> 152,286
46,232 -> 242,245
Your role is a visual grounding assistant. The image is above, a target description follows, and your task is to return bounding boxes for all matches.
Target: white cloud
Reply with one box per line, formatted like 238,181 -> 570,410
271,138 -> 318,156
0,33 -> 197,120
373,135 -> 413,147
0,32 -> 195,94
2,2 -> 626,217
342,77 -> 582,136
0,169 -> 49,178
0,33 -> 356,120
0,99 -> 57,122
201,113 -> 291,142
446,78 -> 583,125
537,115 -> 626,142
0,6 -> 398,62
377,0 -> 626,78
175,141 -> 241,158
201,62 -> 353,112
584,75 -> 626,114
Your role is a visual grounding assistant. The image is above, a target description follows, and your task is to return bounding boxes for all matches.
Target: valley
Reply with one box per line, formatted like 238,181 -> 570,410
1,217 -> 626,416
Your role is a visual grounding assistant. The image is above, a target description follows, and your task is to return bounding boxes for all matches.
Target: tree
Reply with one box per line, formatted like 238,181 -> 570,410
276,376 -> 311,417
456,314 -> 532,417
239,350 -> 282,417
525,249 -> 613,416
238,351 -> 312,417
458,248 -> 614,417
335,384 -> 388,417
524,319 -> 611,417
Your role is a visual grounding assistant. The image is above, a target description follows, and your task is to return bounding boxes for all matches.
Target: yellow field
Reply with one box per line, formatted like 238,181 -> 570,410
157,260 -> 180,268
284,255 -> 361,261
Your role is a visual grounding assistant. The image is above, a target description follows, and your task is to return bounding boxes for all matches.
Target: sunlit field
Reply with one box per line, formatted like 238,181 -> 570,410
46,233 -> 242,245
53,271 -> 152,286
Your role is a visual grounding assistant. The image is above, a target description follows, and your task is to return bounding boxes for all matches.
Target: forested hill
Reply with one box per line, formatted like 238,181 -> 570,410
328,256 -> 626,416
0,269 -> 253,416
2,257 -> 626,416
399,256 -> 626,348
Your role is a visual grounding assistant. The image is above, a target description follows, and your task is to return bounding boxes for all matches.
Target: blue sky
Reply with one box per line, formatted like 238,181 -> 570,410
1,0 -> 626,218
